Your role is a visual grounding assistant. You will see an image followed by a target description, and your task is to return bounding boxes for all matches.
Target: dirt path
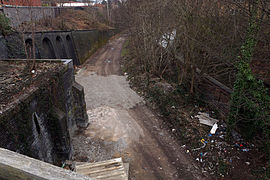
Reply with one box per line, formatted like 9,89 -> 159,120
72,35 -> 207,180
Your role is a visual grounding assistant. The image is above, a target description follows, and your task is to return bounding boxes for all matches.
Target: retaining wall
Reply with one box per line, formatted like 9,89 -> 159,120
0,29 -> 116,65
0,36 -> 8,59
72,29 -> 117,64
2,6 -> 57,27
0,59 -> 88,165
1,29 -> 116,65
24,31 -> 80,65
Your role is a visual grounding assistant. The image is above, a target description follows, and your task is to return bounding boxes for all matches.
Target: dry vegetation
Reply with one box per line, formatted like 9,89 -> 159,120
120,0 -> 270,88
21,9 -> 111,31
119,0 -> 270,178
0,61 -> 63,111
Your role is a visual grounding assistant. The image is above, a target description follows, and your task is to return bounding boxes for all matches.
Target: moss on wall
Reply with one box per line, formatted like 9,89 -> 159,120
5,33 -> 26,59
0,61 -> 74,165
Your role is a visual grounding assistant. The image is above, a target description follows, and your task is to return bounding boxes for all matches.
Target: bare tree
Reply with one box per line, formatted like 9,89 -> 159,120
14,2 -> 38,71
122,0 -> 270,93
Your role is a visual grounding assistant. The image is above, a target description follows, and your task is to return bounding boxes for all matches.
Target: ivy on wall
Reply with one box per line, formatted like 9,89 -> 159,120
228,0 -> 270,158
0,13 -> 11,36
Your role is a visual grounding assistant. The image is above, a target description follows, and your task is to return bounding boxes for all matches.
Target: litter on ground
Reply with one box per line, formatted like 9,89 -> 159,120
195,112 -> 219,126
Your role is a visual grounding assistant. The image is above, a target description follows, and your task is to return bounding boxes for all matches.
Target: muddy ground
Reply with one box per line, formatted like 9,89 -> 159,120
71,35 -> 208,179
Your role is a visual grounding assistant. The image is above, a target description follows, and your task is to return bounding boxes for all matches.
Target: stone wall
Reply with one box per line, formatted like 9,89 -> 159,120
4,33 -> 26,59
0,59 -> 88,165
72,29 -> 117,64
0,36 -> 8,59
1,29 -> 116,65
24,31 -> 80,64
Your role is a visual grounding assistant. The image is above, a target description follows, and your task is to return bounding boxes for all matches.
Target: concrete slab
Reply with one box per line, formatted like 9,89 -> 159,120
0,148 -> 92,180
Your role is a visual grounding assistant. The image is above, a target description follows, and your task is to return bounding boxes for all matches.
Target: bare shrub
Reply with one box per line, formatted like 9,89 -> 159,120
123,0 -> 269,91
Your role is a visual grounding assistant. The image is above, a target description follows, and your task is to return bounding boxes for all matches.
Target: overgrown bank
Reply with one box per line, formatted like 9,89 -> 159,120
119,0 -> 270,178
122,39 -> 269,179
21,9 -> 111,32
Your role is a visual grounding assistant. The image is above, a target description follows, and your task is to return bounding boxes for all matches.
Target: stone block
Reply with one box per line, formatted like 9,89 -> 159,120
72,81 -> 89,128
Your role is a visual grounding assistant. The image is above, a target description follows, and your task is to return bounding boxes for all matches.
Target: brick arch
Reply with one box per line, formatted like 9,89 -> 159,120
56,36 -> 68,59
66,35 -> 79,65
25,38 -> 41,59
42,37 -> 56,59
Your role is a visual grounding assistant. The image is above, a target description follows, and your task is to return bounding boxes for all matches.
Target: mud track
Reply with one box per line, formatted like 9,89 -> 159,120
72,35 -> 207,180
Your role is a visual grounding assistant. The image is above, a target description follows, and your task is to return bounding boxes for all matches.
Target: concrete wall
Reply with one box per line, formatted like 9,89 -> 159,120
0,59 -> 88,165
2,6 -> 57,27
